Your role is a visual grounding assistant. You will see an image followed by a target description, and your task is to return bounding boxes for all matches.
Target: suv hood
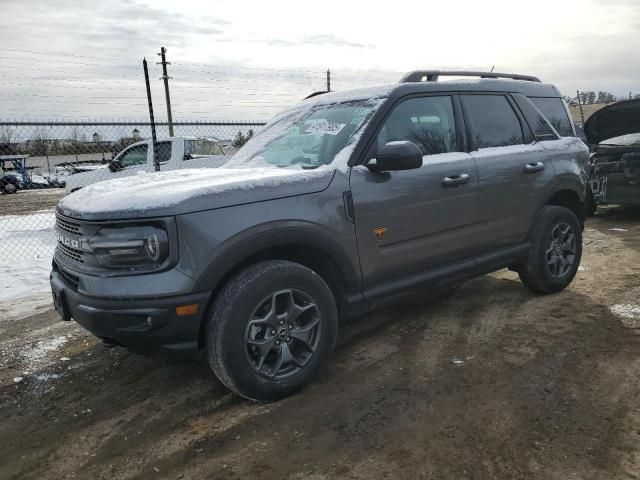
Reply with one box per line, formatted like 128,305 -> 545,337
57,168 -> 335,221
584,99 -> 640,145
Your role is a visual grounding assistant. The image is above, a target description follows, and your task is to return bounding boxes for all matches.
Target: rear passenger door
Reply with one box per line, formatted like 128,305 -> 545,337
461,94 -> 555,249
350,95 -> 479,291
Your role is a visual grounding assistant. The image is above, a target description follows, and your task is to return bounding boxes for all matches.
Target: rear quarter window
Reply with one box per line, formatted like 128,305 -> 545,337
513,94 -> 558,141
529,97 -> 574,137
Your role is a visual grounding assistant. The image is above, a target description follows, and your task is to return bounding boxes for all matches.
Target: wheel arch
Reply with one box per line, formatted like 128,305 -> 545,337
544,188 -> 586,226
194,225 -> 362,350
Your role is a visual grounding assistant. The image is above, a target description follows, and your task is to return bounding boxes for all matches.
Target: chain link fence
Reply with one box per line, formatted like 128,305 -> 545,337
0,121 -> 265,264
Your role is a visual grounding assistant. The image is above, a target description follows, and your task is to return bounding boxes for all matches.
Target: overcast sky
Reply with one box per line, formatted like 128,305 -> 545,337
0,0 -> 638,121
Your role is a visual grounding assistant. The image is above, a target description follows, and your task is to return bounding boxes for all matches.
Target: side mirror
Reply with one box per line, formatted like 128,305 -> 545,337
108,160 -> 123,172
366,141 -> 423,172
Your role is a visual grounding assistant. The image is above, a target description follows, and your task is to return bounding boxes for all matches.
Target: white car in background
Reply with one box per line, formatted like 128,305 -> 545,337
65,136 -> 231,192
27,173 -> 50,189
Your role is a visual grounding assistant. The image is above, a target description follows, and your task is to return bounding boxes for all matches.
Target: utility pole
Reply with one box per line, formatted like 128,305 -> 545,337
143,58 -> 160,172
576,89 -> 585,126
326,69 -> 331,92
157,47 -> 174,137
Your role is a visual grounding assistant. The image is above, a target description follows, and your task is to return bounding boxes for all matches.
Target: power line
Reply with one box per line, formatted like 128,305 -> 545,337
0,92 -> 142,99
1,56 -> 139,69
0,81 -> 145,91
0,48 -> 127,62
166,62 -> 324,75
0,64 -> 143,78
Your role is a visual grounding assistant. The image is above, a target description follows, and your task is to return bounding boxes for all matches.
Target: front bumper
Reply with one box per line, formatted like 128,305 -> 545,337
50,266 -> 211,359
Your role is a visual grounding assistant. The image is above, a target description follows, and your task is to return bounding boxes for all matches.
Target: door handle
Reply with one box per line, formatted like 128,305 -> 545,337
524,161 -> 545,173
441,173 -> 470,188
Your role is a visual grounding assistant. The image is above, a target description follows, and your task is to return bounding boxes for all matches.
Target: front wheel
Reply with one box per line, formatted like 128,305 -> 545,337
518,205 -> 582,294
205,260 -> 338,401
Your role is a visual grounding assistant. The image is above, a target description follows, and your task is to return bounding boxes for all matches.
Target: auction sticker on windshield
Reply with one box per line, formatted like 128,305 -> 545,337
306,120 -> 346,136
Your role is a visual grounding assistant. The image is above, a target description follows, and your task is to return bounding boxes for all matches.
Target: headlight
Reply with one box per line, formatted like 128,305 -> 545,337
90,225 -> 169,269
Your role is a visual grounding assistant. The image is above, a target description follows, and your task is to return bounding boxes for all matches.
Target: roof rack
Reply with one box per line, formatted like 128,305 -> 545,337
303,91 -> 329,100
399,70 -> 541,83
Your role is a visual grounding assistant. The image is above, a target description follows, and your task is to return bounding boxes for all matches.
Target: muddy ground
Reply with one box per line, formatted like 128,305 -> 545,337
0,206 -> 639,480
1,188 -> 65,215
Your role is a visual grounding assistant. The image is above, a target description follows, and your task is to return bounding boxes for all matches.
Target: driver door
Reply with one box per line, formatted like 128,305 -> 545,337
349,94 -> 480,292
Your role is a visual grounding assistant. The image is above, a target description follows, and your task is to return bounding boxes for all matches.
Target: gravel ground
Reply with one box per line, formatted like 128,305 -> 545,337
0,205 -> 639,480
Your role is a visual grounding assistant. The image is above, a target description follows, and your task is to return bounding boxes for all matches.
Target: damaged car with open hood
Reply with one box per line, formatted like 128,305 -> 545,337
584,99 -> 640,214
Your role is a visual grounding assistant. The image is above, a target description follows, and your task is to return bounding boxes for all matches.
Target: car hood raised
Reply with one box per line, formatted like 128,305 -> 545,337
57,167 -> 335,221
584,99 -> 640,145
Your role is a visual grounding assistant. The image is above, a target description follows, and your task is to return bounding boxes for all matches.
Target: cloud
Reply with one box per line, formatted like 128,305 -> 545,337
1,0 -> 231,57
263,34 -> 373,49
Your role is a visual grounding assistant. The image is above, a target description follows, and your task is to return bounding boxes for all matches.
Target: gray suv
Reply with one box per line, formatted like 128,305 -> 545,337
51,70 -> 589,401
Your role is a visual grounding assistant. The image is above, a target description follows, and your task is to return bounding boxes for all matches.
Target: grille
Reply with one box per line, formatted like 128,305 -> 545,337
58,243 -> 84,263
56,214 -> 82,235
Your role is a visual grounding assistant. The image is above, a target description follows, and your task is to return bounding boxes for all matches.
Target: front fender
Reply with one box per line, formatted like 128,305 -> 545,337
190,220 -> 362,294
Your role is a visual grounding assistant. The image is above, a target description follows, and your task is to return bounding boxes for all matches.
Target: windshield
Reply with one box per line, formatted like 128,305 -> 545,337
227,99 -> 383,169
185,139 -> 225,156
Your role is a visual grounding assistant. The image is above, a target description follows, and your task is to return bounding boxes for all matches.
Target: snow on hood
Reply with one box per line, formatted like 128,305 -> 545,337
57,168 -> 334,221
584,99 -> 640,144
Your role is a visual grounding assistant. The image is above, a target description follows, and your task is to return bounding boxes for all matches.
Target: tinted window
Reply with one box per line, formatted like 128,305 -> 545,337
513,94 -> 558,141
118,145 -> 148,168
529,97 -> 573,137
378,96 -> 458,155
463,95 -> 524,149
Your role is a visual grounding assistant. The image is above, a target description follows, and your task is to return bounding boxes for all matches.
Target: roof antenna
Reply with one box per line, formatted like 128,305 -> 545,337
490,65 -> 495,72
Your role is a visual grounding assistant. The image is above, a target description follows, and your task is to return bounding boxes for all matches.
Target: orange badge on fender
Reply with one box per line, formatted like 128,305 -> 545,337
373,226 -> 387,241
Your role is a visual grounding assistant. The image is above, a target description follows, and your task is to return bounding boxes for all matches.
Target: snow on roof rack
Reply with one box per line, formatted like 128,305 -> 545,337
399,70 -> 541,83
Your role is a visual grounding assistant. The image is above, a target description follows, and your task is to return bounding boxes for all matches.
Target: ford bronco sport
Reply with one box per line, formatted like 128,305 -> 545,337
51,70 -> 589,401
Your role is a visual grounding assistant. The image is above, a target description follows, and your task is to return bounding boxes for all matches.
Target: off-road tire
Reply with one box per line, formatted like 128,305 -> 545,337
3,184 -> 17,194
518,205 -> 582,294
205,260 -> 338,402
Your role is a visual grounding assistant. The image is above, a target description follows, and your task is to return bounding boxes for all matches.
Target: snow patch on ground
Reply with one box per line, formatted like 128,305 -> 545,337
608,228 -> 629,232
0,210 -> 56,322
610,304 -> 640,329
21,335 -> 68,373
610,304 -> 640,320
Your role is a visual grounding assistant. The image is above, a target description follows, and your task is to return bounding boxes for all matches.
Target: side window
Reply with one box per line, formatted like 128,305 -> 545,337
118,145 -> 148,168
513,94 -> 558,141
378,96 -> 458,155
156,142 -> 172,163
463,95 -> 524,149
529,97 -> 573,137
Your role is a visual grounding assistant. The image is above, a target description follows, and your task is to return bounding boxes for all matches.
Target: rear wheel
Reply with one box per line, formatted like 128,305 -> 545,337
3,183 -> 17,194
518,206 -> 582,294
205,260 -> 338,401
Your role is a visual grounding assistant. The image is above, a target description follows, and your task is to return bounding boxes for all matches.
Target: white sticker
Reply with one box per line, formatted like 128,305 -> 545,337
306,120 -> 346,136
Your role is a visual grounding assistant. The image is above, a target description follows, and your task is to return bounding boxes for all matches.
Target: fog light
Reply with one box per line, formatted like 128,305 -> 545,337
176,304 -> 198,316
